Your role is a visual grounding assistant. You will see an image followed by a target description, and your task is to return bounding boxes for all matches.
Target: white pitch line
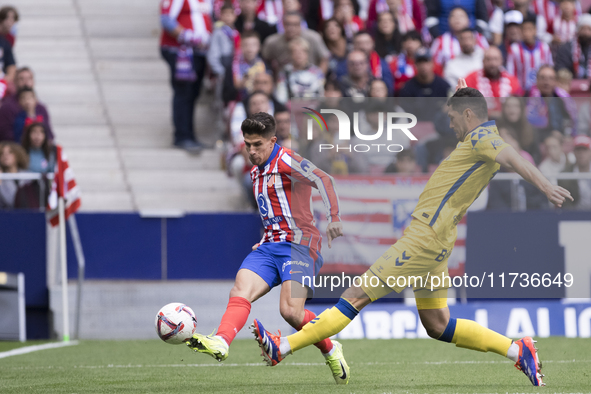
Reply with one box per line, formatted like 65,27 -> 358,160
1,358 -> 589,370
0,341 -> 79,359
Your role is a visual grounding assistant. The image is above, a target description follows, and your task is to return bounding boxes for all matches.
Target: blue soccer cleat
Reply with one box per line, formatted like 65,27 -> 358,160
251,319 -> 284,366
514,337 -> 545,386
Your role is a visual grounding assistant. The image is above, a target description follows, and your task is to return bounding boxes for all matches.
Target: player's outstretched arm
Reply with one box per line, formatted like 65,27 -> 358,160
495,146 -> 574,207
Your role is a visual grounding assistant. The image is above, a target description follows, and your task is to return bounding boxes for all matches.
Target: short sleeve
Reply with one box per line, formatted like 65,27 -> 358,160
470,132 -> 509,162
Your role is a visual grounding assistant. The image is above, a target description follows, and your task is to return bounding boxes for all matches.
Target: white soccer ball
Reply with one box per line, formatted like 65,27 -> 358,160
155,303 -> 197,344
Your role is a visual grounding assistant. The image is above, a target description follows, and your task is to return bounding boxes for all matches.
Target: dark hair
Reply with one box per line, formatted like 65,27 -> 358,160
0,6 -> 19,23
446,87 -> 488,119
241,112 -> 276,138
401,30 -> 422,43
353,30 -> 372,40
522,13 -> 537,26
21,122 -> 52,159
375,11 -> 402,57
220,3 -> 234,12
241,30 -> 260,41
17,86 -> 35,100
449,6 -> 469,19
322,17 -> 346,44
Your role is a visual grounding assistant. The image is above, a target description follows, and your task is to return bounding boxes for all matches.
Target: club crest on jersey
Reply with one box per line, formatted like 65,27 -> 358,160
267,174 -> 276,188
257,193 -> 269,217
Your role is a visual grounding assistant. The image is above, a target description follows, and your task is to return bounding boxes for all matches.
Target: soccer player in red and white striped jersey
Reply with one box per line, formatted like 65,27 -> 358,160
506,15 -> 554,91
187,112 -> 351,384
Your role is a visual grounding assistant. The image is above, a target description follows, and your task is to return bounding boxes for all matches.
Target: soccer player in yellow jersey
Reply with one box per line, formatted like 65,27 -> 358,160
251,79 -> 573,386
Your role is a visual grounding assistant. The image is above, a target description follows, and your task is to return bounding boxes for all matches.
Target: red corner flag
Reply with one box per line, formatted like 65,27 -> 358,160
47,145 -> 81,227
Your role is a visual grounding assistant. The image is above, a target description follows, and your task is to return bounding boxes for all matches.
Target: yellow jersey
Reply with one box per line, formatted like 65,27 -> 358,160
412,120 -> 509,245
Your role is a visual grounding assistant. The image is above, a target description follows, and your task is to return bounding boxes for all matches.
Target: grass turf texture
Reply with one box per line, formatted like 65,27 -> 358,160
1,337 -> 589,393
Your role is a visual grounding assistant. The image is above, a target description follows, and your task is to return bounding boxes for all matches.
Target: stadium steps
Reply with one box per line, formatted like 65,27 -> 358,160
15,0 -> 244,212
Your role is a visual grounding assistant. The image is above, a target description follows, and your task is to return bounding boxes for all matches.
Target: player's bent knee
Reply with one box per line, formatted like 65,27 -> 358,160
280,304 -> 304,328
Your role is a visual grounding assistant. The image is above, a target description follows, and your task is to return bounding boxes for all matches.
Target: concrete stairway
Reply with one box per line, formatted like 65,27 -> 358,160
15,0 -> 245,212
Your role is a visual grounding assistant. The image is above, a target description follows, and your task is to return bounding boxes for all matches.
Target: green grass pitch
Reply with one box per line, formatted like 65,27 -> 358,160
1,337 -> 589,393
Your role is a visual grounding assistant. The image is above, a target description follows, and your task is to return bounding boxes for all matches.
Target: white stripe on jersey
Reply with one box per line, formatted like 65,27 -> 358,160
270,157 -> 290,243
168,0 -> 186,19
187,0 -> 211,42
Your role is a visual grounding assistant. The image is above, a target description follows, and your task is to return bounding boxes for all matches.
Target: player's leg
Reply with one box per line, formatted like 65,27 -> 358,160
188,246 -> 276,361
416,293 -> 544,386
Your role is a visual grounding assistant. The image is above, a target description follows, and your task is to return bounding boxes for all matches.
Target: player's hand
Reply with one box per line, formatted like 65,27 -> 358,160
252,243 -> 260,251
455,78 -> 467,91
546,185 -> 574,208
326,222 -> 343,249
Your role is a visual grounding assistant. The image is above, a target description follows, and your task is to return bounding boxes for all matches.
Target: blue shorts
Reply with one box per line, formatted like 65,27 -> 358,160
239,242 -> 323,292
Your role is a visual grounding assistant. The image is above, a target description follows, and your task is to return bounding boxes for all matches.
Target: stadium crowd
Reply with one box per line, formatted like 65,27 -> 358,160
0,6 -> 57,209
158,0 -> 591,210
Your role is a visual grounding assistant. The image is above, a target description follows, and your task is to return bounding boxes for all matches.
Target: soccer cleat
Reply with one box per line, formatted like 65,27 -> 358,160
251,319 -> 284,366
186,332 -> 229,362
514,337 -> 545,386
324,340 -> 350,385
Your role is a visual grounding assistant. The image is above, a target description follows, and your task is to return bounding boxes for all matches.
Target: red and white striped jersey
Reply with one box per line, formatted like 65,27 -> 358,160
160,0 -> 213,48
551,14 -> 577,44
506,40 -> 554,91
251,144 -> 341,253
430,31 -> 489,67
533,0 -> 557,29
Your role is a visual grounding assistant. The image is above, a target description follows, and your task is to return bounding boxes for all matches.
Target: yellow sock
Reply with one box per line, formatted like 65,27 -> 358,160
442,318 -> 511,356
287,298 -> 358,352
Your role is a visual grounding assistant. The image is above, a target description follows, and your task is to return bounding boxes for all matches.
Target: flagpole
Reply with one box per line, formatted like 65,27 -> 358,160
58,195 -> 70,342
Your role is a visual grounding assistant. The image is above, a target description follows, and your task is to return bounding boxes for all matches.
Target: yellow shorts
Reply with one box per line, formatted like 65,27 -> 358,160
360,220 -> 453,307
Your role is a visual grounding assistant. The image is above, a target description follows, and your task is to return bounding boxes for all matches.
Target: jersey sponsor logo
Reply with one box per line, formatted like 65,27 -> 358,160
257,193 -> 269,217
289,270 -> 303,274
263,216 -> 284,227
282,260 -> 310,272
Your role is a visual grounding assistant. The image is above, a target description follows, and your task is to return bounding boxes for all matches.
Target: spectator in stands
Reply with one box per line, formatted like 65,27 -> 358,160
0,6 -> 18,48
506,14 -> 553,91
333,0 -> 365,41
337,50 -> 374,97
336,31 -> 394,95
274,109 -> 297,150
505,0 -> 550,44
464,47 -> 522,117
539,134 -> 569,176
367,0 -> 420,35
443,28 -> 484,88
430,7 -> 488,69
426,1 -> 488,41
374,11 -> 402,61
525,65 -> 578,140
0,20 -> 15,88
235,0 -> 277,44
0,141 -> 28,208
0,67 -> 53,143
368,79 -> 389,98
322,18 -> 349,77
389,30 -> 424,92
498,96 -> 540,163
20,122 -> 55,174
551,0 -> 578,45
498,11 -> 524,63
207,4 -> 239,105
558,135 -> 591,209
13,88 -> 52,145
160,0 -> 212,151
399,47 -> 450,98
556,68 -> 574,92
233,32 -> 266,100
262,12 -> 330,74
275,36 -> 325,103
385,149 -> 419,174
555,14 -> 591,79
